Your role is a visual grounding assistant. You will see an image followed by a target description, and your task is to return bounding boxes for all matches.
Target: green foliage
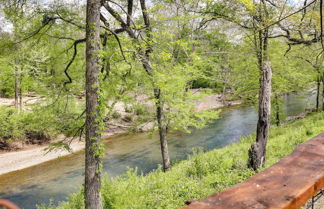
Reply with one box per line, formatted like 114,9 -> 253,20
229,39 -> 313,103
0,59 -> 14,97
0,106 -> 56,144
37,190 -> 85,209
124,106 -> 133,113
0,107 -> 24,141
191,78 -> 217,89
138,19 -> 221,132
269,40 -> 313,95
0,96 -> 83,147
271,96 -> 285,125
41,112 -> 324,209
189,31 -> 233,93
111,111 -> 121,119
123,115 -> 133,122
132,104 -> 148,116
1,1 -> 323,208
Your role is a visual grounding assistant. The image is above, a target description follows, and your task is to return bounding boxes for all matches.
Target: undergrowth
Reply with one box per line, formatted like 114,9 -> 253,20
0,100 -> 83,149
38,111 -> 324,209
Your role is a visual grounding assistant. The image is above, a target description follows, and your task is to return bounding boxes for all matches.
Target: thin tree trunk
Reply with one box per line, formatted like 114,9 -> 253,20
140,54 -> 171,172
85,0 -> 103,209
140,0 -> 171,172
222,84 -> 227,105
14,66 -> 19,110
154,88 -> 170,172
316,74 -> 320,112
275,94 -> 280,126
322,73 -> 324,111
103,0 -> 172,172
19,72 -> 23,112
249,61 -> 272,170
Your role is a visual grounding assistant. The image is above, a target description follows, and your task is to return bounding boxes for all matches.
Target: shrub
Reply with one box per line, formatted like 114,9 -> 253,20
0,107 -> 24,141
124,106 -> 132,113
0,102 -> 82,149
123,115 -> 133,122
133,104 -> 148,116
111,111 -> 121,119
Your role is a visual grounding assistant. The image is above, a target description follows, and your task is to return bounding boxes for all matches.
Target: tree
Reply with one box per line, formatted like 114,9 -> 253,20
85,0 -> 103,208
242,0 -> 272,171
229,38 -> 313,126
274,1 -> 324,112
1,0 -> 25,110
204,0 -> 274,170
100,0 -> 219,172
201,0 -> 322,169
289,45 -> 324,112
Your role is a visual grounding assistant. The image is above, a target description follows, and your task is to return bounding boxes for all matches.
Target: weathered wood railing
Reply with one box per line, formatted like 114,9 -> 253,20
0,199 -> 20,209
184,133 -> 324,209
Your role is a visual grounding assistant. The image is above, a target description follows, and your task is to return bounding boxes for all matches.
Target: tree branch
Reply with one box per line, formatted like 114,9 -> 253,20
63,38 -> 86,87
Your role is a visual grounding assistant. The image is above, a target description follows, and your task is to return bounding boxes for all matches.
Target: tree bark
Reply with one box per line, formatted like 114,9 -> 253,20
316,74 -> 320,112
275,94 -> 280,126
222,84 -> 227,105
85,0 -> 103,209
140,52 -> 171,172
154,88 -> 170,172
249,61 -> 272,171
14,66 -> 19,110
248,0 -> 272,171
139,0 -> 171,171
19,71 -> 23,112
322,73 -> 324,111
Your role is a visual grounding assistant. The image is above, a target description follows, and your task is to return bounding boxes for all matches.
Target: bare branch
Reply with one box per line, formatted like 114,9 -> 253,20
63,38 -> 86,87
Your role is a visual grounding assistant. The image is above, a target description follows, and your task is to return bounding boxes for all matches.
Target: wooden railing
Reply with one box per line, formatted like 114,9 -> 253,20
0,199 -> 20,209
183,133 -> 324,209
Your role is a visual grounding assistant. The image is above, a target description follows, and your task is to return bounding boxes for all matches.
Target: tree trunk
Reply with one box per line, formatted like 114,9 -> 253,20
222,84 -> 227,105
140,0 -> 171,172
19,72 -> 23,112
154,88 -> 170,172
103,0 -> 172,172
139,54 -> 171,172
316,74 -> 320,112
249,61 -> 272,170
85,0 -> 103,209
14,66 -> 19,110
275,94 -> 280,126
322,73 -> 324,111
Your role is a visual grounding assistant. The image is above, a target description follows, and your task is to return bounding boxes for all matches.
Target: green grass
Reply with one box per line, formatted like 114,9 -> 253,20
39,111 -> 324,209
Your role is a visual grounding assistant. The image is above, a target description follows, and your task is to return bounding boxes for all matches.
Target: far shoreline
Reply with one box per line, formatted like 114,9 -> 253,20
0,96 -> 242,176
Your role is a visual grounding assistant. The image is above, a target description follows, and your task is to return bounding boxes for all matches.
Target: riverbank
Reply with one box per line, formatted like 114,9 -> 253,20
0,132 -> 122,175
0,140 -> 84,175
39,111 -> 324,209
0,93 -> 240,176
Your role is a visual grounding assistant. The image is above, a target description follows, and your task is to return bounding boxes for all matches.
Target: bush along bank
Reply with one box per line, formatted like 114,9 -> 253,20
0,103 -> 83,150
38,111 -> 324,209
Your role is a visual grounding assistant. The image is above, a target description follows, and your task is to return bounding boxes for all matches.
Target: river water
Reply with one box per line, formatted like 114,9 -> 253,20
0,91 -> 316,209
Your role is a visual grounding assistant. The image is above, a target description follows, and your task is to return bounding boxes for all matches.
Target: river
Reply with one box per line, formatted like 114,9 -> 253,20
0,90 -> 317,209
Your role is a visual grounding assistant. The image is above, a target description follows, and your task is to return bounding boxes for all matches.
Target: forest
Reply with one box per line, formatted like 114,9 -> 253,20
0,0 -> 324,209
